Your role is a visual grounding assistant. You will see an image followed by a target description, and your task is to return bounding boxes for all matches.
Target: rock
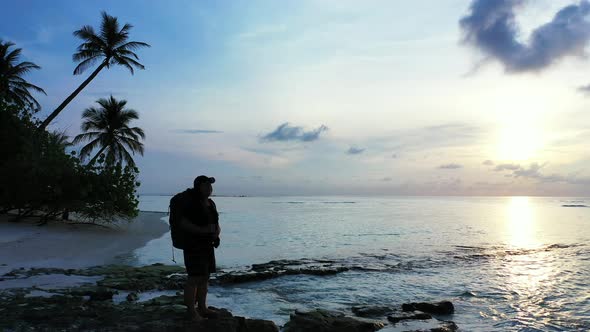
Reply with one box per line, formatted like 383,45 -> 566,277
211,259 -> 350,285
126,292 -> 139,302
0,292 -> 278,332
283,309 -> 384,332
0,264 -> 279,332
95,264 -> 186,291
242,317 -> 281,332
402,301 -> 454,315
430,321 -> 459,331
351,305 -> 393,318
387,311 -> 432,324
88,287 -> 116,301
144,294 -> 182,306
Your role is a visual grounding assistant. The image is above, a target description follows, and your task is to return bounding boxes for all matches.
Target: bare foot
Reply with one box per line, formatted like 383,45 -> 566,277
186,309 -> 203,322
198,307 -> 219,318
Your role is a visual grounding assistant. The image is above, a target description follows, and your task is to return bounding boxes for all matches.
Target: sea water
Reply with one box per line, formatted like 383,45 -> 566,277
129,196 -> 590,331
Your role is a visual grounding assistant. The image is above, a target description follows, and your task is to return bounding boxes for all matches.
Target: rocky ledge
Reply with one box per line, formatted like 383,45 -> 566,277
1,263 -> 460,331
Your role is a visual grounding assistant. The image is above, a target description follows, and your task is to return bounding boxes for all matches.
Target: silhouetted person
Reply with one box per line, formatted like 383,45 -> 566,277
179,175 -> 221,321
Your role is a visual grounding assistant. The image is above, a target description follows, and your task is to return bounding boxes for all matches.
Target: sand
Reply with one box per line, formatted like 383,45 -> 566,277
0,212 -> 169,276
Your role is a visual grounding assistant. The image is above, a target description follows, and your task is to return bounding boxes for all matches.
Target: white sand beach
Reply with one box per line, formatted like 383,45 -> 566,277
0,212 -> 169,277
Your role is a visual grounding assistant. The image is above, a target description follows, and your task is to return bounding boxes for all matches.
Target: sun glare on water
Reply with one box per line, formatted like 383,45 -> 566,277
506,196 -> 539,249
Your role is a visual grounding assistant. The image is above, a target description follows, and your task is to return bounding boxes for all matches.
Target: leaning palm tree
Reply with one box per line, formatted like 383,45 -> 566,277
0,40 -> 46,111
73,96 -> 145,167
39,12 -> 150,130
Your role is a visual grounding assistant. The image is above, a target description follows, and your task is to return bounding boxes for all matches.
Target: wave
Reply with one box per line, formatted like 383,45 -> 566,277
343,233 -> 400,237
447,243 -> 584,262
270,201 -> 357,205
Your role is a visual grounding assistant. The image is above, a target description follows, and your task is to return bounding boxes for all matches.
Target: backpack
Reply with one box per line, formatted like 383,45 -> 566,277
169,189 -> 192,249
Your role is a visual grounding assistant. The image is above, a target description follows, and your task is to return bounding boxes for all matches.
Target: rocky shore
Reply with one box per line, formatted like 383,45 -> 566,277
1,263 -> 460,331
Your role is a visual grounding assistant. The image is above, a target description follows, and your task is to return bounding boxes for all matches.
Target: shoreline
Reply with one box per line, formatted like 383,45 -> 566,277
0,211 -> 169,276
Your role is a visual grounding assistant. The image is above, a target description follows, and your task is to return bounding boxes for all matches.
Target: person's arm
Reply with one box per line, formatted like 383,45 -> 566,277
209,199 -> 221,237
179,217 -> 216,235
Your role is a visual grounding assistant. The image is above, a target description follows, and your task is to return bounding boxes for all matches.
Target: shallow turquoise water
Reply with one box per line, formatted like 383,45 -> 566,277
131,195 -> 590,331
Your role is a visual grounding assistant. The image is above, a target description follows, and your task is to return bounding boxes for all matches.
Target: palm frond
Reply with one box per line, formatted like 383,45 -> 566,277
116,41 -> 150,51
72,49 -> 102,62
73,56 -> 103,75
18,81 -> 46,95
78,136 -> 102,160
0,40 -> 44,110
5,47 -> 22,64
76,96 -> 145,166
72,131 -> 102,145
119,144 -> 137,167
116,55 -> 145,70
119,136 -> 144,156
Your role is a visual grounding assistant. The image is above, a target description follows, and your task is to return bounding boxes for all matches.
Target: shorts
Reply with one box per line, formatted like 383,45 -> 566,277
183,247 -> 216,277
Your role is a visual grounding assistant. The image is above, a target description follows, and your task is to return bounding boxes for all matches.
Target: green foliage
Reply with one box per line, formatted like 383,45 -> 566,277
0,99 -> 140,223
72,11 -> 150,76
0,40 -> 46,111
73,95 -> 145,167
77,160 -> 140,221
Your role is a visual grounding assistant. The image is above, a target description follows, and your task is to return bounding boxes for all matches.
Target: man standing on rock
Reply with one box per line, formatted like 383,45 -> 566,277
178,175 -> 221,321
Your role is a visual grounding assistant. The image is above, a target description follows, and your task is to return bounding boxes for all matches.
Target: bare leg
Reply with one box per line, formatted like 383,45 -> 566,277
184,276 -> 202,320
196,276 -> 208,311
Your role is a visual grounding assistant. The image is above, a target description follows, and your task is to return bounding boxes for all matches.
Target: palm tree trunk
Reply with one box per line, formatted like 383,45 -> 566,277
38,61 -> 108,130
88,145 -> 108,166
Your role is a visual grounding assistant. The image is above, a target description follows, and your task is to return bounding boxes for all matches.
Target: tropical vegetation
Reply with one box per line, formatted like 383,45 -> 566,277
39,11 -> 149,130
74,96 -> 145,167
0,11 -> 148,223
0,40 -> 46,112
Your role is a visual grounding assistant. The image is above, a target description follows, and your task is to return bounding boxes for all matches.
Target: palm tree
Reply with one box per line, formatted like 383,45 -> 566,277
39,12 -> 150,130
0,40 -> 46,111
73,96 -> 145,167
48,131 -> 73,150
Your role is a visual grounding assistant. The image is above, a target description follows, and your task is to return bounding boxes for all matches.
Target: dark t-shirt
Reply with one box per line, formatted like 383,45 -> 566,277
180,189 -> 219,248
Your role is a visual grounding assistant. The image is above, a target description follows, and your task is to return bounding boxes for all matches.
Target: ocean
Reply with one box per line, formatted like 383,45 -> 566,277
130,195 -> 590,331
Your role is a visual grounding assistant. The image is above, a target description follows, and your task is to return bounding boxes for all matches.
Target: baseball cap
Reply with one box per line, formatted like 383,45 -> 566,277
194,175 -> 216,187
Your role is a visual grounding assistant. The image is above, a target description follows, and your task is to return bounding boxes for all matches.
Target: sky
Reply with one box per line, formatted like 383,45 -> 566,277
3,0 -> 590,196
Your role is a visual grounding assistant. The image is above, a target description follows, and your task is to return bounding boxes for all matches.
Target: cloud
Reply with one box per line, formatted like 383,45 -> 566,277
494,163 -> 521,171
491,162 -> 590,185
346,146 -> 365,155
378,123 -> 484,154
173,129 -> 224,134
460,0 -> 590,72
512,162 -> 545,178
577,84 -> 590,95
261,123 -> 328,143
482,160 -> 494,166
438,163 -> 463,170
240,147 -> 280,156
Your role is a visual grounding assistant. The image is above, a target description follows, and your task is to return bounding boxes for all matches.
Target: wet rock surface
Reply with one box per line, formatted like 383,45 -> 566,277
352,301 -> 458,332
387,311 -> 432,323
0,264 -> 279,331
213,258 -> 352,285
0,292 -> 278,331
283,309 -> 385,332
1,262 -> 459,331
352,305 -> 394,318
402,301 -> 455,315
